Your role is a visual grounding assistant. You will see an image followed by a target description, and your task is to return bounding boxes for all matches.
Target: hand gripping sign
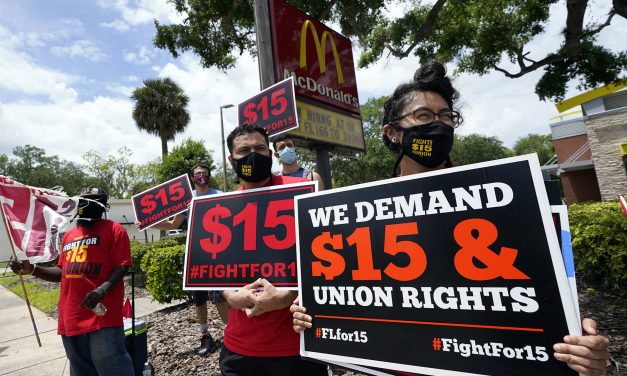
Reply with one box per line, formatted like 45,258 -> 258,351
184,181 -> 316,290
294,154 -> 580,376
131,174 -> 193,231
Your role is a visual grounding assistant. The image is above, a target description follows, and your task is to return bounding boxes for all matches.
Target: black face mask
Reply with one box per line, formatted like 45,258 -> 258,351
77,198 -> 106,221
232,152 -> 273,183
392,120 -> 454,175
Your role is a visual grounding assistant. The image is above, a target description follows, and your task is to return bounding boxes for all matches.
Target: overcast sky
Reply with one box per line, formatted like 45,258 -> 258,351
1,0 -> 625,169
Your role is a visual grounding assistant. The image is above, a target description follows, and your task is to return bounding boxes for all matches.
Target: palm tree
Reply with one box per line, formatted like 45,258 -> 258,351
131,78 -> 190,157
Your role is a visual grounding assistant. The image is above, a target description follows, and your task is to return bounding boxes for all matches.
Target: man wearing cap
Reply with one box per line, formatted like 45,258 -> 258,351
11,186 -> 134,376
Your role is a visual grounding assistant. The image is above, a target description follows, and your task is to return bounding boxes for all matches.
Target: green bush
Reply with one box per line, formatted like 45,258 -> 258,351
130,234 -> 187,287
141,243 -> 189,303
569,201 -> 627,295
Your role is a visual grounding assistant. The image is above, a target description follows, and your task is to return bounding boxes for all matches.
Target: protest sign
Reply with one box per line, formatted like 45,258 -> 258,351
334,206 -> 581,375
131,174 -> 193,231
184,181 -> 316,290
238,77 -> 299,137
295,155 -> 580,375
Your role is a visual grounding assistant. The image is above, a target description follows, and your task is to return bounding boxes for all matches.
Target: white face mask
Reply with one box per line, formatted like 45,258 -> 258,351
278,147 -> 298,164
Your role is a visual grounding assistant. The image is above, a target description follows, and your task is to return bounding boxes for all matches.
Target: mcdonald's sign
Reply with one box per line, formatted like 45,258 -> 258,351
299,20 -> 344,85
269,0 -> 360,116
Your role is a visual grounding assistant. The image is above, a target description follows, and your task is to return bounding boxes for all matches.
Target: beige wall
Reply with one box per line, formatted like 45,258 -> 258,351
585,109 -> 627,200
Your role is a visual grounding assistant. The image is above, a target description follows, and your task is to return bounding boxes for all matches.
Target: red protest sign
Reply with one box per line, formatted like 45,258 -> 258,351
295,155 -> 580,375
238,77 -> 299,137
131,174 -> 193,231
184,181 -> 316,290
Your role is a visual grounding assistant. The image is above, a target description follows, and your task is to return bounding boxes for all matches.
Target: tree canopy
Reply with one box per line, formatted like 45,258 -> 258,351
153,0 -> 626,101
512,133 -> 555,165
131,77 -> 191,157
450,134 -> 513,166
156,138 -> 219,189
0,145 -> 93,195
82,147 -> 155,199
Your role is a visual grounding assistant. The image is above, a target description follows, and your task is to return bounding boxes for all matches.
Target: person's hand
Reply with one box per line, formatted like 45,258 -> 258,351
80,287 -> 107,310
9,260 -> 34,275
222,279 -> 262,310
244,278 -> 295,318
553,318 -> 610,375
290,297 -> 312,333
133,221 -> 141,229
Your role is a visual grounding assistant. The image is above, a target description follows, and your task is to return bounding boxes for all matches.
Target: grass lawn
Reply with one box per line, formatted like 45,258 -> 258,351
0,265 -> 60,315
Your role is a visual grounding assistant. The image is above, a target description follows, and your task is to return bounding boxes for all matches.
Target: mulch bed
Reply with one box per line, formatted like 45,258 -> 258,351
143,280 -> 625,376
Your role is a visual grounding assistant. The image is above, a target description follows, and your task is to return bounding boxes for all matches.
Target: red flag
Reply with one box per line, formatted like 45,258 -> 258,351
123,297 -> 133,318
619,195 -> 627,216
0,176 -> 78,263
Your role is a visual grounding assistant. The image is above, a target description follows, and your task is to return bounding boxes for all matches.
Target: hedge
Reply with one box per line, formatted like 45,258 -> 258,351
569,200 -> 627,295
130,234 -> 187,288
140,239 -> 189,303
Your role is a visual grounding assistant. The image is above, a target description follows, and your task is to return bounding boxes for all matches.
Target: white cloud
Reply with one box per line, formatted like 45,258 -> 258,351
50,40 -> 107,62
0,96 -> 162,166
97,0 -> 184,31
106,84 -> 134,96
0,25 -> 78,102
101,19 -> 131,32
61,18 -> 83,28
124,45 -> 155,65
18,31 -> 57,48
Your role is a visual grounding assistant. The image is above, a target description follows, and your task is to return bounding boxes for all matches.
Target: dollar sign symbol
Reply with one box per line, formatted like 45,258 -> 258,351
311,232 -> 345,280
140,194 -> 156,214
243,102 -> 257,125
201,204 -> 232,259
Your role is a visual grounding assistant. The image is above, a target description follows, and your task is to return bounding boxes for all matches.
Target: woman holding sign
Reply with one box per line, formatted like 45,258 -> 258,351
291,61 -> 610,375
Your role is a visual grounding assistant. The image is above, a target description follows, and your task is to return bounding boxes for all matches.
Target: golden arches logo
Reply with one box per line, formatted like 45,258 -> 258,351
299,20 -> 344,85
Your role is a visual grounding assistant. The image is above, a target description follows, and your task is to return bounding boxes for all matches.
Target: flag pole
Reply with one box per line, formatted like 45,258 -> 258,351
0,201 -> 42,347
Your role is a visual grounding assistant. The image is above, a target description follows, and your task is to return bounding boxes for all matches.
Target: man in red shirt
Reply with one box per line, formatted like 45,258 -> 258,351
218,124 -> 327,376
11,187 -> 134,376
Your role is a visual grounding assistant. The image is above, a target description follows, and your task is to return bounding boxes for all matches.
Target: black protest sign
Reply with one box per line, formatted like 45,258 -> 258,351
238,77 -> 299,137
184,181 -> 316,290
295,155 -> 579,375
337,206 -> 581,376
131,174 -> 193,231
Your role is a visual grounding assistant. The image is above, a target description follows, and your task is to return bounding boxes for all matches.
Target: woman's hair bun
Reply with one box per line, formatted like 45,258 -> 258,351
413,60 -> 447,83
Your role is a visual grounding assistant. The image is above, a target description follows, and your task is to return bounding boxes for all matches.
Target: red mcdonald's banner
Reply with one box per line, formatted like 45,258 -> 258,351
269,0 -> 360,115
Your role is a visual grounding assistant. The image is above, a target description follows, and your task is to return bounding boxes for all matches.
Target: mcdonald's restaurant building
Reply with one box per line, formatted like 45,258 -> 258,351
546,84 -> 627,204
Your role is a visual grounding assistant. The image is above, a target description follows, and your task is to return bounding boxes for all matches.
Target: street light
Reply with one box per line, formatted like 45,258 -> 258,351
220,104 -> 234,191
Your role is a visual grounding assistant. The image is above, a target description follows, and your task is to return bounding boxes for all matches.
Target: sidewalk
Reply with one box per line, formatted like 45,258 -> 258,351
0,284 -> 181,376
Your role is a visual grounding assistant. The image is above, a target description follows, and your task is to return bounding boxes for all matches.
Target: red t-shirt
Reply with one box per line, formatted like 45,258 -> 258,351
56,219 -> 132,336
223,175 -> 307,357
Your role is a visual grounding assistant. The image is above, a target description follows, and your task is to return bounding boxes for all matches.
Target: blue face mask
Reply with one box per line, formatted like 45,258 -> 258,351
278,147 -> 298,164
